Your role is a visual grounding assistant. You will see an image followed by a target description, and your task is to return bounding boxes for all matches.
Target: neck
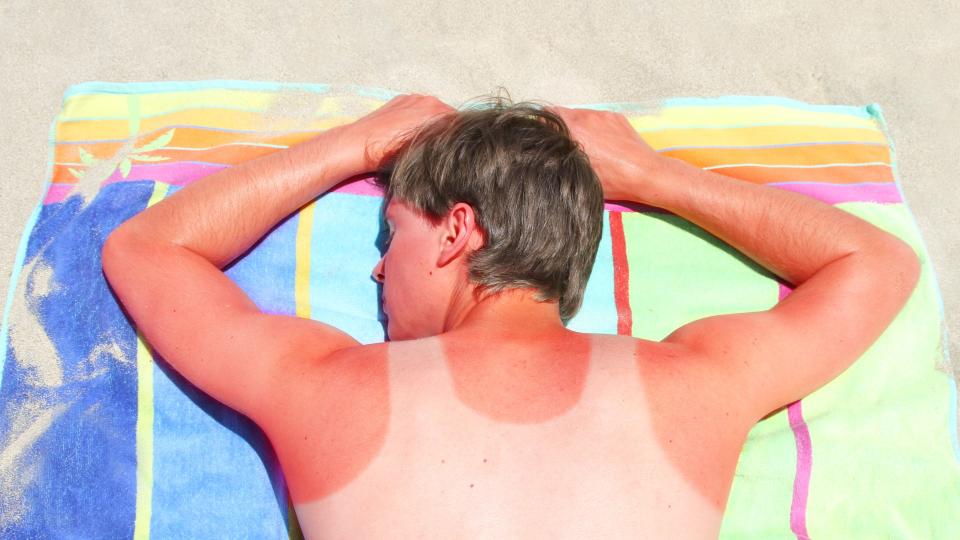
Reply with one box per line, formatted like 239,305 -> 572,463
443,285 -> 567,338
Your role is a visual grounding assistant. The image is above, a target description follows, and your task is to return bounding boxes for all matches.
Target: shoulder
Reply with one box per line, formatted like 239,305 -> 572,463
587,332 -> 692,366
308,341 -> 393,388
254,341 -> 393,443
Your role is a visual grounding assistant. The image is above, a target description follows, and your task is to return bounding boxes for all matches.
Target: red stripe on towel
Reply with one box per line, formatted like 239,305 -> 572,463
609,211 -> 632,336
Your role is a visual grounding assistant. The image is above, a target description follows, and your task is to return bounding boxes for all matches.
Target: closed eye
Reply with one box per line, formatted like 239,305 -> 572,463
376,223 -> 394,253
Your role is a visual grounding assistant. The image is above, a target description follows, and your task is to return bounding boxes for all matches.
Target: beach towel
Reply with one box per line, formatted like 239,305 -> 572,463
1,81 -> 957,539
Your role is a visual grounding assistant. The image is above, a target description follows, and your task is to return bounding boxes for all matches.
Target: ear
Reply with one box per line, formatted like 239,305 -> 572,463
436,202 -> 483,268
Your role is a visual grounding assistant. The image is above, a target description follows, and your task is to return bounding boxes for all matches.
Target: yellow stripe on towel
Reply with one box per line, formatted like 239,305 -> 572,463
132,181 -> 170,540
627,105 -> 878,131
295,202 -> 315,319
288,199 -> 314,539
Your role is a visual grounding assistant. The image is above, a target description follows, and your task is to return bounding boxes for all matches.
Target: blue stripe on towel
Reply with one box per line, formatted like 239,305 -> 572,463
148,184 -> 289,538
567,211 -> 618,335
309,192 -> 387,344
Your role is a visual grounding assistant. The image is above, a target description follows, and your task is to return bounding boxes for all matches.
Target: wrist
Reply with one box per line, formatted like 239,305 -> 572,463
614,153 -> 675,205
305,124 -> 374,181
326,121 -> 397,176
637,153 -> 676,182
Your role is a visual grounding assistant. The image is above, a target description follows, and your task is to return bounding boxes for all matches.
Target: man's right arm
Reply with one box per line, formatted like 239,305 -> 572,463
635,155 -> 921,421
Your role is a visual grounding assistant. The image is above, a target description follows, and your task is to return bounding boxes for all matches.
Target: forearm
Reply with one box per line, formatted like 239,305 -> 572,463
633,156 -> 915,285
109,126 -> 362,268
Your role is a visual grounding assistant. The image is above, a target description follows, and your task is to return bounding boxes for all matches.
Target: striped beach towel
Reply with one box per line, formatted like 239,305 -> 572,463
1,81 -> 957,538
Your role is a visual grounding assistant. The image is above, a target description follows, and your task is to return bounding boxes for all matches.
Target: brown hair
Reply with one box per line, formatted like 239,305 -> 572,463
373,91 -> 604,323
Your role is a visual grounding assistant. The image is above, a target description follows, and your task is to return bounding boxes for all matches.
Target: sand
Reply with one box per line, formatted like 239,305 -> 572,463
0,399 -> 68,527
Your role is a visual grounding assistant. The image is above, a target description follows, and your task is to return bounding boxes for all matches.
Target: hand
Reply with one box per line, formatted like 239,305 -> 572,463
341,93 -> 456,173
546,105 -> 664,202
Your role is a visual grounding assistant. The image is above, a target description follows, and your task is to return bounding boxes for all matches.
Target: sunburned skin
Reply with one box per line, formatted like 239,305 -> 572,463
258,331 -> 754,539
441,329 -> 592,423
239,197 -> 759,538
101,99 -> 920,539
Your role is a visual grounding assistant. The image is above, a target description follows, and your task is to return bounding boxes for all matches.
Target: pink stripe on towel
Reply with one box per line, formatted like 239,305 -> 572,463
780,281 -> 812,540
787,400 -> 813,540
770,181 -> 900,205
43,165 -> 387,205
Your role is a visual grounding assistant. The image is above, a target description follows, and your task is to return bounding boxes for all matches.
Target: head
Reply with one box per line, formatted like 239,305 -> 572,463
370,93 -> 604,340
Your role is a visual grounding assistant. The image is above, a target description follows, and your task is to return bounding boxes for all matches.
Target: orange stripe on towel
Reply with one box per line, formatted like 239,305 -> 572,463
708,164 -> 893,185
661,143 -> 890,169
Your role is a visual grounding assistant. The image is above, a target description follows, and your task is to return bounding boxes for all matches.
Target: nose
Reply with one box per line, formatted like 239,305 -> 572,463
372,256 -> 385,283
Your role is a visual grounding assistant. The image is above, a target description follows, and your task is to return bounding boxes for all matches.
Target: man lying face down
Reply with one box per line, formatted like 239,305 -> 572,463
102,93 -> 920,539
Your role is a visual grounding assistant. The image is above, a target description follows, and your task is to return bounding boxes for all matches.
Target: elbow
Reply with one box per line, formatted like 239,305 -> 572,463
900,247 -> 922,298
102,228 -> 124,258
101,228 -> 136,281
851,234 -> 922,304
888,237 -> 921,276
101,232 -> 120,282
875,237 -> 922,300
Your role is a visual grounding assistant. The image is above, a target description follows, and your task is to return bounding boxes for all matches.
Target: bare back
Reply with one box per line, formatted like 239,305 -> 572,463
262,331 -> 756,539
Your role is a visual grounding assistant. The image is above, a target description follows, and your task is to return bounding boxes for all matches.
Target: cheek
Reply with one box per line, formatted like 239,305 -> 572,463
383,240 -> 433,310
382,246 -> 411,300
386,237 -> 428,282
